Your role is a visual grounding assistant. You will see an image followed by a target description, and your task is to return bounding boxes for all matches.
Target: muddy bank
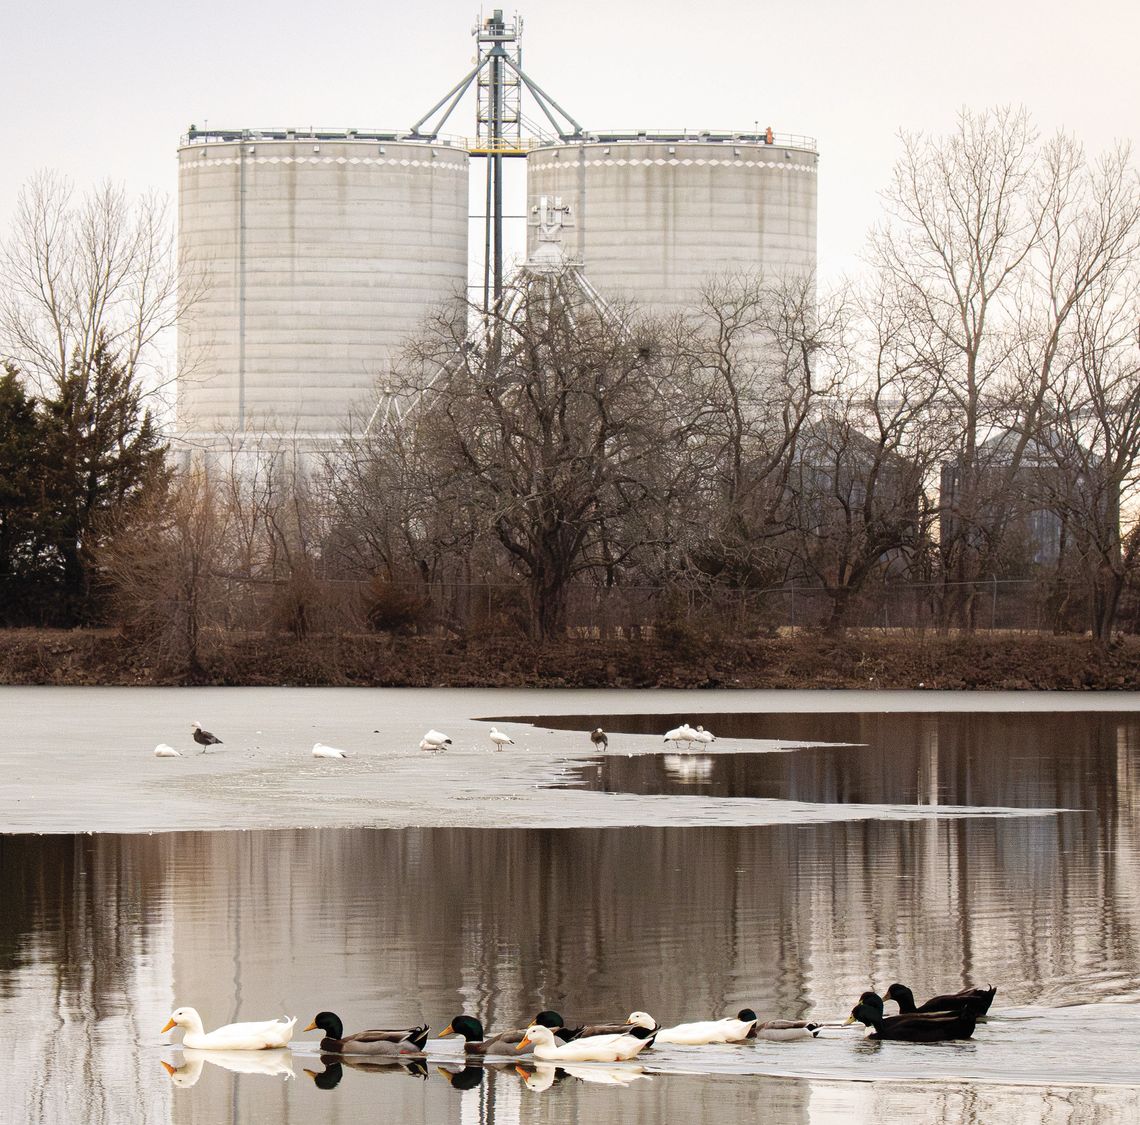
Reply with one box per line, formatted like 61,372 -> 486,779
1,628 -> 1139,689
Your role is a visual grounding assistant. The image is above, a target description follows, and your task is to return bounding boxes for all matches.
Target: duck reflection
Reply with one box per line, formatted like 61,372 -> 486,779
305,1055 -> 429,1088
437,1062 -> 486,1089
663,754 -> 714,783
516,1062 -> 648,1090
162,1047 -> 294,1087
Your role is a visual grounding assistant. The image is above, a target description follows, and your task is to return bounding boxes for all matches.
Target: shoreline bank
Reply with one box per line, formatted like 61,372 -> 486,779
2,629 -> 1140,690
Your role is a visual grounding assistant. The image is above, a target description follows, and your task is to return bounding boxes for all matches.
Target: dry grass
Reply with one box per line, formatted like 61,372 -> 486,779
0,627 -> 1138,690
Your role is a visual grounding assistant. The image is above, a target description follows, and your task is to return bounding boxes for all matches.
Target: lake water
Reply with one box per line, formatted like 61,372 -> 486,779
3,694 -> 1140,1122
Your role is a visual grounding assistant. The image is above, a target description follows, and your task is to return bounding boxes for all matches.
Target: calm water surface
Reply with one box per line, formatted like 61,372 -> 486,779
3,703 -> 1140,1123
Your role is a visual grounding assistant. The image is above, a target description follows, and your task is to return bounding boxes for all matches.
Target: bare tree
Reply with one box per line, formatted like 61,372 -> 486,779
0,171 -> 195,405
785,279 -> 941,632
100,467 -> 229,678
1038,276 -> 1140,646
672,271 -> 843,591
335,270 -> 681,641
872,109 -> 1140,628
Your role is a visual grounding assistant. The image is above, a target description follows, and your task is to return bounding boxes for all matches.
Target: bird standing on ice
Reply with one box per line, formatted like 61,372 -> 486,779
489,727 -> 514,750
663,723 -> 699,748
312,743 -> 348,759
419,729 -> 452,751
192,722 -> 223,753
154,744 -> 182,758
590,728 -> 609,751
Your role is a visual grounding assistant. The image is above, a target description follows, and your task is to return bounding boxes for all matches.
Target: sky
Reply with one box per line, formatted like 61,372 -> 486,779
4,0 -> 1139,283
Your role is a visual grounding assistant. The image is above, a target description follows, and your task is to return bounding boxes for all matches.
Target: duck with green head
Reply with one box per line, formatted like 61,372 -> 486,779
439,1012 -> 569,1056
303,1011 -> 429,1055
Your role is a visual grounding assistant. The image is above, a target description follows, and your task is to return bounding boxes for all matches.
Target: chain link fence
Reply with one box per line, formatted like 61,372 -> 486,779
355,576 -> 1140,638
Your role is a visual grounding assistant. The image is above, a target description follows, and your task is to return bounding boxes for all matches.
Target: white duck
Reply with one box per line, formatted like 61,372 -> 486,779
419,729 -> 452,751
312,743 -> 348,759
488,727 -> 514,750
652,1008 -> 758,1045
162,1007 -> 296,1050
517,1023 -> 653,1063
154,744 -> 182,758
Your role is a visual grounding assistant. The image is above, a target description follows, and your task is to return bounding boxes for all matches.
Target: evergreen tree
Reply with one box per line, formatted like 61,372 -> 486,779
39,332 -> 170,623
0,363 -> 48,622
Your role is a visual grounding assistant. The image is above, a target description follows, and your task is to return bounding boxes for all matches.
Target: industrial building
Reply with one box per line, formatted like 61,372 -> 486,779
176,132 -> 469,448
525,132 -> 817,317
174,11 -> 818,454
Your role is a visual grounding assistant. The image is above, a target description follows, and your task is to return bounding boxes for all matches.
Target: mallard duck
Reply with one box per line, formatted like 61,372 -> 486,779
845,992 -> 976,1041
547,1010 -> 657,1040
885,982 -> 996,1017
653,1008 -> 758,1044
440,1013 -> 565,1056
303,1011 -> 429,1055
161,1007 -> 296,1050
749,1018 -> 821,1041
517,1023 -> 655,1062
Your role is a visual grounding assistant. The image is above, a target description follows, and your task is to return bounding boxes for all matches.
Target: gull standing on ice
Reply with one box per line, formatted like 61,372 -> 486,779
489,727 -> 514,750
154,744 -> 182,758
312,743 -> 348,759
192,722 -> 223,752
419,729 -> 452,751
663,723 -> 699,748
590,728 -> 609,751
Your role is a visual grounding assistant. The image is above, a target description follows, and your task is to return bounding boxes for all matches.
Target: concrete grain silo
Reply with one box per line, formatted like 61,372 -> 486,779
525,133 -> 818,315
176,130 -> 469,449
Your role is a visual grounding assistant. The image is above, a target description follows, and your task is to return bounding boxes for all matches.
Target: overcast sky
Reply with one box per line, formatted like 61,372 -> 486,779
4,0 -> 1138,282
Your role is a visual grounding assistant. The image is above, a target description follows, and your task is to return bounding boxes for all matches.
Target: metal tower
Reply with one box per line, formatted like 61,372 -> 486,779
409,9 -> 583,313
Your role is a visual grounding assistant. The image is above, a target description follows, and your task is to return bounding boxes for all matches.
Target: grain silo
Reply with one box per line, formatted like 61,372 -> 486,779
176,129 -> 469,449
525,132 -> 818,315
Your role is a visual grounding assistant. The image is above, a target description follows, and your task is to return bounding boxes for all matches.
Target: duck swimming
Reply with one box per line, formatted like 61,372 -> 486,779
846,991 -> 976,1041
439,1013 -> 568,1056
161,1007 -> 296,1050
303,1011 -> 429,1055
749,1018 -> 821,1041
545,1010 -> 657,1040
517,1023 -> 655,1063
884,982 -> 996,1017
653,1008 -> 758,1044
